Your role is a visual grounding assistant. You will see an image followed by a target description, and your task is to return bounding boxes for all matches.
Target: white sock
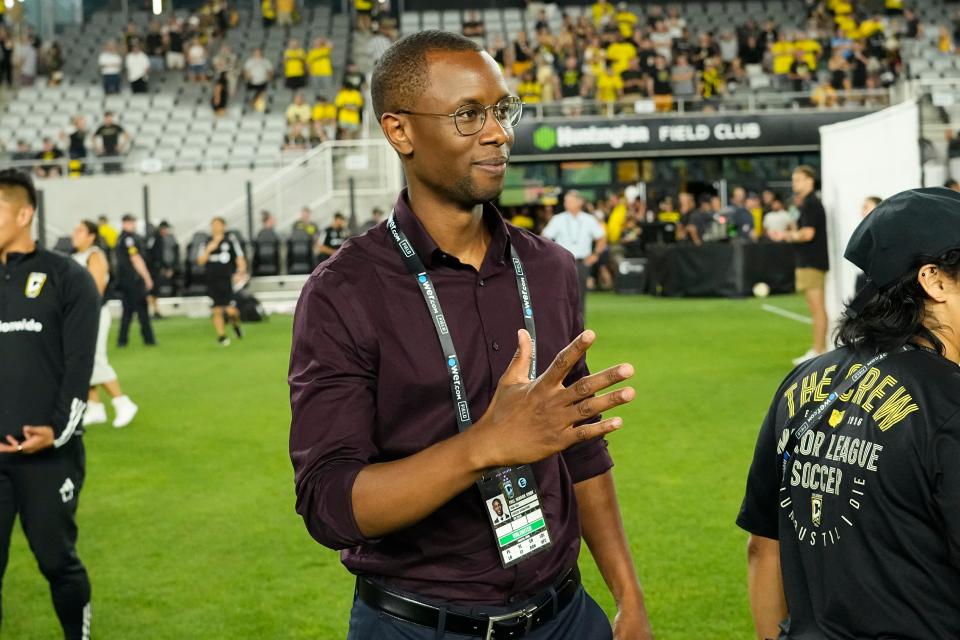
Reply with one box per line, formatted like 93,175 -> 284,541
112,395 -> 132,407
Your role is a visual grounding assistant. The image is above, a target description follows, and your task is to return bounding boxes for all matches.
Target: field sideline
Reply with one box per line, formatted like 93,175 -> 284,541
4,293 -> 814,639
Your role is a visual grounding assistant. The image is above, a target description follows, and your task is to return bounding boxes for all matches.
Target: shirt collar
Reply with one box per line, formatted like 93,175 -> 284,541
2,247 -> 38,268
392,188 -> 510,270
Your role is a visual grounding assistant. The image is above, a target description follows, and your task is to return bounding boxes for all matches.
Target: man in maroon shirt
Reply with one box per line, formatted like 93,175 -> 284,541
289,30 -> 653,639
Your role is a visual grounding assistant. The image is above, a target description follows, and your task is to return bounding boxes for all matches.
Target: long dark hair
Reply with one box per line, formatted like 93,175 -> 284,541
836,248 -> 960,355
80,219 -> 99,239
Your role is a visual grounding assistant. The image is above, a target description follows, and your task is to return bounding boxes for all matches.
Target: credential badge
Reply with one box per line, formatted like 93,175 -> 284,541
811,493 -> 823,527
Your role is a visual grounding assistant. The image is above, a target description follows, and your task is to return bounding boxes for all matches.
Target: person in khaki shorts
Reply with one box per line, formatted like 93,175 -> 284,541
770,165 -> 829,364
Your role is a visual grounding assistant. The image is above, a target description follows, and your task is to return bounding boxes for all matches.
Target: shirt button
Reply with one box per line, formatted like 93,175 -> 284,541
478,279 -> 485,287
492,341 -> 500,351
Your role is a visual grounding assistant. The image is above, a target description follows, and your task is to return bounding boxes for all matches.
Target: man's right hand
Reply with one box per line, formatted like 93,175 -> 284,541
471,329 -> 634,469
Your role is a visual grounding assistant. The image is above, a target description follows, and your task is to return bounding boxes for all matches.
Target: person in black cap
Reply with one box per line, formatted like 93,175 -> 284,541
115,214 -> 156,347
737,186 -> 960,640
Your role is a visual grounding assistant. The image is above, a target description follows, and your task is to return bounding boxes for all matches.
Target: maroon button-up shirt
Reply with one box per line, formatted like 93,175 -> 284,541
288,190 -> 613,605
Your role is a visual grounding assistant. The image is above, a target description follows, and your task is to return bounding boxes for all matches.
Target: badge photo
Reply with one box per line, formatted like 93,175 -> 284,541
25,272 -> 47,299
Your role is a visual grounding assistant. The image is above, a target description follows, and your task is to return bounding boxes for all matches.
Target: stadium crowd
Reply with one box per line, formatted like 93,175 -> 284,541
1,0 -> 958,173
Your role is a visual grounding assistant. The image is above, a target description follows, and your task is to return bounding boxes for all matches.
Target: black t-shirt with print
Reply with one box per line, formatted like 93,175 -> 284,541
652,68 -> 672,94
796,193 -> 829,271
560,68 -> 582,98
95,124 -> 125,155
737,345 -> 960,639
621,69 -> 647,95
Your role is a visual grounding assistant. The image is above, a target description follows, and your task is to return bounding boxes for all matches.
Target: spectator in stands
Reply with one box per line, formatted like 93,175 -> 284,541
98,40 -> 123,95
163,17 -> 186,70
558,55 -> 584,115
788,48 -> 813,94
283,38 -> 307,90
122,21 -> 141,53
212,43 -> 239,97
316,212 -> 348,261
700,56 -> 725,100
945,180 -> 960,193
276,0 -> 294,28
826,48 -> 850,92
12,140 -> 32,164
596,63 -> 624,111
343,60 -> 365,90
64,116 -> 89,177
369,23 -> 394,66
286,92 -> 311,124
334,80 -> 364,140
211,71 -> 229,116
94,111 -> 130,174
34,138 -> 64,178
261,0 -> 276,28
145,20 -> 165,72
43,41 -> 63,86
14,33 -> 37,86
126,42 -> 150,94
592,0 -> 615,27
462,10 -> 485,38
187,36 -> 208,82
517,70 -> 543,105
243,47 -> 273,112
284,122 -> 308,150
292,206 -> 317,238
354,0 -> 373,31
312,94 -> 336,140
671,53 -> 696,104
811,78 -> 838,108
649,55 -> 673,111
511,30 -> 535,77
359,207 -> 383,233
902,9 -> 920,39
307,37 -> 333,96
0,27 -> 12,87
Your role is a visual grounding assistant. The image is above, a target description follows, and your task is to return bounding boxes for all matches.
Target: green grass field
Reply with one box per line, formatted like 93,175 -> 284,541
4,292 -> 815,639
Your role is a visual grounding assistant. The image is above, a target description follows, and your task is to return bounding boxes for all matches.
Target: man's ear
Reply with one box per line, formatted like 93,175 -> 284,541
918,263 -> 948,303
380,113 -> 414,157
16,204 -> 35,233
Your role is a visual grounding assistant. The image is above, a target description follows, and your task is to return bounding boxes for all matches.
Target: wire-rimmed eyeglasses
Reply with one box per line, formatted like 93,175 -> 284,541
395,96 -> 523,136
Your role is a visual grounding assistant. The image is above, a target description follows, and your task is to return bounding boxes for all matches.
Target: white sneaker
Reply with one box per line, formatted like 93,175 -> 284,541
83,402 -> 107,426
112,396 -> 138,428
792,349 -> 823,366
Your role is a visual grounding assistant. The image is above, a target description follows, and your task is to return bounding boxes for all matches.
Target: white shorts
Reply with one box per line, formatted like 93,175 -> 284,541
91,306 -> 118,386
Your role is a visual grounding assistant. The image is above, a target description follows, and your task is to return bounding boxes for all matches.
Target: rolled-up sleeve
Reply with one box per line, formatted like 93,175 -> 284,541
288,270 -> 379,550
557,249 -> 614,484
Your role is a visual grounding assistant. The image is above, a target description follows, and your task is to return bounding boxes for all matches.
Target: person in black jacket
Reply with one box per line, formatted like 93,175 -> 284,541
0,169 -> 99,639
115,214 -> 156,346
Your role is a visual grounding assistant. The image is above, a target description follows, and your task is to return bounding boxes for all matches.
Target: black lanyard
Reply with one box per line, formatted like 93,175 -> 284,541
781,345 -> 910,474
387,211 -> 537,432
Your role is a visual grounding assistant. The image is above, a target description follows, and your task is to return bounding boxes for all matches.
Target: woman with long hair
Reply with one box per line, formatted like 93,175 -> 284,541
72,220 -> 139,428
739,187 -> 960,640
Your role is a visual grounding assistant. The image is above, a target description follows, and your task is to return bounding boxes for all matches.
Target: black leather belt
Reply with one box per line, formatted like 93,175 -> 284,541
357,567 -> 581,639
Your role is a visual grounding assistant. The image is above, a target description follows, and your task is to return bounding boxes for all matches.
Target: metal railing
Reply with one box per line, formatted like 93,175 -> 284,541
198,137 -> 403,240
522,88 -> 899,120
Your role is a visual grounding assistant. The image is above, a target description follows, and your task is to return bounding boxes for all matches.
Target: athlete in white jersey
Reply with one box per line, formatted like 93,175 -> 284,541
71,220 -> 139,428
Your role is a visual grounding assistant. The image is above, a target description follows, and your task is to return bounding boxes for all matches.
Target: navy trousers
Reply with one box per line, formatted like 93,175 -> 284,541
346,585 -> 613,640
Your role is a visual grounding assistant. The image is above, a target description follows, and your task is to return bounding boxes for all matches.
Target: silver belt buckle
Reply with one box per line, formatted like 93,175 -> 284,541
484,604 -> 537,640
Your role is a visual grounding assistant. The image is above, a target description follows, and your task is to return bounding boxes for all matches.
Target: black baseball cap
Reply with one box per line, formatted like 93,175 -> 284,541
846,187 -> 960,313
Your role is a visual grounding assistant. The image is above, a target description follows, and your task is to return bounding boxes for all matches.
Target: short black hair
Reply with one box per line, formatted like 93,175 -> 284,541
0,169 -> 38,209
865,195 -> 882,207
333,212 -> 345,220
122,213 -> 136,222
371,30 -> 483,121
945,180 -> 959,190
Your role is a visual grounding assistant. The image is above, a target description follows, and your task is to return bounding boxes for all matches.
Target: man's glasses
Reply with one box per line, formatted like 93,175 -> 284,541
396,96 -> 523,136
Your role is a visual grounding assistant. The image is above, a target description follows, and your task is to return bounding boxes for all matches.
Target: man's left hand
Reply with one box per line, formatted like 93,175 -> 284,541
584,254 -> 599,267
0,426 -> 55,454
613,605 -> 654,640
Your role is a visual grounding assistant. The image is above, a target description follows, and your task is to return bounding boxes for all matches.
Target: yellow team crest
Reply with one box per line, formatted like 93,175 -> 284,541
828,409 -> 845,428
24,272 -> 47,299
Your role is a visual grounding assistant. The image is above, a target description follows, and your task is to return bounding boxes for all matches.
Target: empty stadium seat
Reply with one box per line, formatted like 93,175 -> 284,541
253,229 -> 281,276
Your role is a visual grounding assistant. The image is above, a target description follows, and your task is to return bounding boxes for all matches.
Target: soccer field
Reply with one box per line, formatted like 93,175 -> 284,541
5,292 -> 815,639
